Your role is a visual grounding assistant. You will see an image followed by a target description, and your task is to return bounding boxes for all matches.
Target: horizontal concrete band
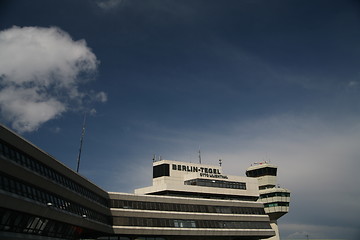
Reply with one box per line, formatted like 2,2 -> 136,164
111,209 -> 270,221
108,193 -> 263,208
113,226 -> 276,237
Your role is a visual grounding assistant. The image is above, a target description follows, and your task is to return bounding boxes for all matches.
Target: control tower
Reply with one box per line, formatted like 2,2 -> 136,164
246,162 -> 290,240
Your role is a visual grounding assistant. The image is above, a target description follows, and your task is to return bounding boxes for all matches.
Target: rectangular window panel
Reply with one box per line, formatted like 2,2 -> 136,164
153,164 -> 170,178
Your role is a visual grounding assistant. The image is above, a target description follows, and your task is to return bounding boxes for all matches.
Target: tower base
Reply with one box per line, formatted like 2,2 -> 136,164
267,220 -> 280,240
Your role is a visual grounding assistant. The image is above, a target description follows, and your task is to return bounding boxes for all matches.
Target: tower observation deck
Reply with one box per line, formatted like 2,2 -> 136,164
246,162 -> 290,240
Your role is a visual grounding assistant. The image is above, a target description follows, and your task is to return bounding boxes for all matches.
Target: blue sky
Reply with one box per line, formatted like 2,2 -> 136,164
1,0 -> 360,239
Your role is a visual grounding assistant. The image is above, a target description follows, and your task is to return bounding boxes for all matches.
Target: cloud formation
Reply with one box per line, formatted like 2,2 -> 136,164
95,91 -> 108,103
348,80 -> 359,88
0,26 -> 106,133
96,0 -> 124,10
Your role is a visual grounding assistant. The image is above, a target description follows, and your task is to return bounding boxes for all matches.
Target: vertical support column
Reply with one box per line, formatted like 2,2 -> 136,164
268,220 -> 280,240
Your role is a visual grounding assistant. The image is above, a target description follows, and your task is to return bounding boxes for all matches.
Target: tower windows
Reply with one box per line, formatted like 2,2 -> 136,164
246,167 -> 277,177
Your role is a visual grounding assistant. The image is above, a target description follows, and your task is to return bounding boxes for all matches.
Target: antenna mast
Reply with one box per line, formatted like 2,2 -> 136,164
76,113 -> 87,173
198,147 -> 202,164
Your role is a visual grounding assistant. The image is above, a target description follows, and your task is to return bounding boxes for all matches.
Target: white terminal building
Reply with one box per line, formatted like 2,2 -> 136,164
109,159 -> 290,240
0,123 -> 290,240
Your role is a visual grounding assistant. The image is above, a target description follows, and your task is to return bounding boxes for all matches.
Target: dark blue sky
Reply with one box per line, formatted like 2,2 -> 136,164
1,1 -> 360,239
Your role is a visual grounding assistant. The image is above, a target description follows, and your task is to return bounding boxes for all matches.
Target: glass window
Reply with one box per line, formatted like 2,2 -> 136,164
20,155 -> 26,165
184,179 -> 246,190
0,210 -> 11,227
3,144 -> 10,157
0,140 -> 109,207
0,174 -> 110,225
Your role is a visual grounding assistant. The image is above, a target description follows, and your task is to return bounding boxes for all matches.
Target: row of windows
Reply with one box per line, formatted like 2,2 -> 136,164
0,140 -> 108,207
110,199 -> 265,215
264,202 -> 290,208
152,190 -> 259,201
0,208 -> 85,239
0,173 -> 111,225
259,185 -> 276,190
99,237 -> 164,240
113,217 -> 272,229
246,167 -> 277,178
260,192 -> 290,199
184,179 -> 246,190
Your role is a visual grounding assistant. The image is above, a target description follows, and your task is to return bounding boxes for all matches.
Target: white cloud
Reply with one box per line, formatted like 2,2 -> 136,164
95,91 -> 108,103
0,26 -> 106,133
51,126 -> 61,133
348,80 -> 359,88
0,86 -> 66,133
0,26 -> 97,87
96,0 -> 124,10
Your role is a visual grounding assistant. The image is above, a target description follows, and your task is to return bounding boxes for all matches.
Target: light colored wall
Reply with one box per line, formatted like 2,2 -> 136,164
136,160 -> 260,198
109,192 -> 276,238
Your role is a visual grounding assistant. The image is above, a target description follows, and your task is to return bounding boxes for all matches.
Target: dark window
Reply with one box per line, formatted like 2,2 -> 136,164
184,179 -> 246,190
153,164 -> 170,178
113,217 -> 272,229
260,192 -> 290,199
110,199 -> 265,215
246,167 -> 277,177
264,202 -> 289,207
0,208 -> 93,239
0,173 -> 111,225
0,140 -> 108,207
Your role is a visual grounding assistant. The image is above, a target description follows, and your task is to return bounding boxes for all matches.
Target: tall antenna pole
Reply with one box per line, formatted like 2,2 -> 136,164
198,147 -> 202,164
76,113 -> 87,173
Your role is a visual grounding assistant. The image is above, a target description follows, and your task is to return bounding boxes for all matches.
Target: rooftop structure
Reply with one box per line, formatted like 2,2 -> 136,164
135,159 -> 260,201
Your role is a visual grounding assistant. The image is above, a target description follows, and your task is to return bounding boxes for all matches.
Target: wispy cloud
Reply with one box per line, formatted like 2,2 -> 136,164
282,223 -> 359,240
348,80 -> 359,88
96,0 -> 124,10
95,91 -> 108,103
0,26 -> 106,133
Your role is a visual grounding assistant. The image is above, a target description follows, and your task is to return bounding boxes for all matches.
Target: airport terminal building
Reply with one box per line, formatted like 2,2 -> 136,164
0,124 -> 290,240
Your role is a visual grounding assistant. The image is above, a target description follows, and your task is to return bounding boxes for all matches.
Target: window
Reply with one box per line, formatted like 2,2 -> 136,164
246,167 -> 277,177
0,208 -> 92,238
113,217 -> 271,229
0,140 -> 108,207
153,164 -> 170,178
110,199 -> 265,215
184,179 -> 246,190
0,173 -> 111,225
174,220 -> 196,228
264,202 -> 289,208
215,207 -> 231,214
260,192 -> 290,199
